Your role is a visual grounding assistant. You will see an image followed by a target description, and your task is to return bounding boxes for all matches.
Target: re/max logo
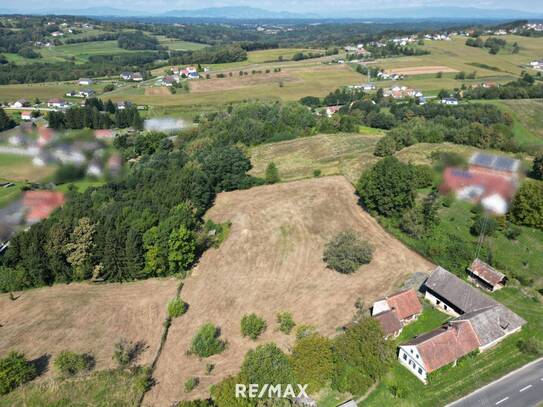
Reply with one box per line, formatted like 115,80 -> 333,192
235,384 -> 309,399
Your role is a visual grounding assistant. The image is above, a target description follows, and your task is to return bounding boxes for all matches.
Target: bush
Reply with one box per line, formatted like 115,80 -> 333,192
0,352 -> 36,395
240,343 -> 294,387
470,216 -> 498,237
277,311 -> 296,334
190,323 -> 226,358
112,339 -> 144,369
240,313 -> 267,340
184,376 -> 200,392
313,169 -> 322,177
295,324 -> 317,340
517,338 -> 543,355
53,351 -> 94,377
504,224 -> 522,240
323,230 -> 373,274
167,297 -> 188,318
265,162 -> 280,184
291,334 -> 333,393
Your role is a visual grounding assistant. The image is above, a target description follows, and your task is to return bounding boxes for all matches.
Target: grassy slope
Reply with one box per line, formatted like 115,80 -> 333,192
249,132 -> 382,183
0,369 -> 145,407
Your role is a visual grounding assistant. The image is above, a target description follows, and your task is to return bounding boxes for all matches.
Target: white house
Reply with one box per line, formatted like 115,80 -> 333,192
12,99 -> 29,109
78,78 -> 94,86
441,97 -> 459,106
47,98 -> 69,109
20,111 -> 32,121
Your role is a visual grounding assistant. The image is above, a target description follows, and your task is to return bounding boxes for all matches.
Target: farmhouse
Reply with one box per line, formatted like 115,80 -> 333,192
441,97 -> 459,105
399,266 -> 525,382
22,190 -> 65,224
469,152 -> 520,177
78,78 -> 94,86
161,76 -> 175,87
47,98 -> 68,109
12,98 -> 29,109
325,105 -> 343,117
120,72 -> 133,81
467,258 -> 506,291
132,72 -> 144,82
20,111 -> 32,121
372,289 -> 422,338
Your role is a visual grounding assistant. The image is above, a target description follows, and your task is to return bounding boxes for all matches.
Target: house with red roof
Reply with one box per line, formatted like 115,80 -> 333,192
22,190 -> 65,224
20,111 -> 32,121
37,127 -> 55,147
372,289 -> 423,338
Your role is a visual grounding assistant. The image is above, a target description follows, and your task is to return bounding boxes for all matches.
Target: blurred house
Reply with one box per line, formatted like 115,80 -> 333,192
440,153 -> 520,215
22,190 -> 65,224
37,127 -> 55,147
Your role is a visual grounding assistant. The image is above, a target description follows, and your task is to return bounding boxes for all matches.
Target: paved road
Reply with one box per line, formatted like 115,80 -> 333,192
448,358 -> 543,407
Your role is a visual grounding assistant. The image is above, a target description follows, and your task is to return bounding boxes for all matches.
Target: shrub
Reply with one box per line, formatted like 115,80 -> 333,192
295,324 -> 317,340
323,230 -> 373,274
240,313 -> 267,340
53,351 -> 94,377
313,169 -> 322,177
470,216 -> 498,237
190,323 -> 226,358
185,376 -> 200,392
265,162 -> 280,184
517,338 -> 543,355
168,297 -> 188,318
112,339 -> 144,369
277,311 -> 296,334
504,224 -> 522,240
0,352 -> 36,395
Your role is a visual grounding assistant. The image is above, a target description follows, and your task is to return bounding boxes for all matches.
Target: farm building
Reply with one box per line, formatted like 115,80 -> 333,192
47,98 -> 68,109
469,153 -> 520,177
78,78 -> 94,86
399,266 -> 525,383
441,97 -> 459,105
467,258 -> 506,291
372,289 -> 422,338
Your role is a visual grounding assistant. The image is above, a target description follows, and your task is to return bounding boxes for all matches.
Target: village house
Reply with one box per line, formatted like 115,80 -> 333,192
47,98 -> 69,109
20,111 -> 33,121
12,99 -> 30,109
372,289 -> 423,338
132,72 -> 143,82
120,72 -> 133,81
399,266 -> 525,383
51,31 -> 63,37
441,97 -> 459,106
325,105 -> 343,117
467,258 -> 506,291
22,190 -> 65,224
78,78 -> 94,86
161,76 -> 175,87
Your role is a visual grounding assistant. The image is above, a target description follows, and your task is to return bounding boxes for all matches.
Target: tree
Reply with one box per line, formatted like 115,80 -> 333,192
112,338 -> 144,369
357,157 -> 416,217
0,107 -> 15,131
240,313 -> 267,340
63,217 -> 95,280
265,162 -> 280,184
331,317 -> 394,395
239,343 -> 294,388
0,352 -> 36,395
374,135 -> 397,157
168,225 -> 197,274
532,154 -> 543,180
211,375 -> 254,407
323,230 -> 373,274
190,323 -> 226,358
291,334 -> 333,393
509,181 -> 543,230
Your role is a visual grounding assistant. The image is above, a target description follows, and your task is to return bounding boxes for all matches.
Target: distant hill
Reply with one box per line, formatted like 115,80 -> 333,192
0,5 -> 541,20
163,6 -> 317,19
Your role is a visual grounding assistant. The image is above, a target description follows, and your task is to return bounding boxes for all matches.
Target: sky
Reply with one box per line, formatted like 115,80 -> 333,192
1,0 -> 542,13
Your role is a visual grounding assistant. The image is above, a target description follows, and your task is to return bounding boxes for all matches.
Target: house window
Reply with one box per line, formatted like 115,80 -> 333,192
444,304 -> 448,310
436,299 -> 441,305
416,354 -> 419,359
418,368 -> 423,375
403,354 -> 407,361
410,349 -> 413,354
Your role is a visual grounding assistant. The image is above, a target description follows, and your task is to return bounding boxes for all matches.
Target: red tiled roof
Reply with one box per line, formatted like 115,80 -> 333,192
387,289 -> 422,320
94,129 -> 114,139
23,191 -> 65,222
374,309 -> 402,336
468,258 -> 505,287
440,167 -> 517,201
405,322 -> 480,373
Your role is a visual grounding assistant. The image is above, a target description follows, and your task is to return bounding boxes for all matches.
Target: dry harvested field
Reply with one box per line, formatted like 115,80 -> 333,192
0,278 -> 177,376
386,65 -> 458,75
145,176 -> 434,405
145,87 -> 172,96
190,71 -> 296,93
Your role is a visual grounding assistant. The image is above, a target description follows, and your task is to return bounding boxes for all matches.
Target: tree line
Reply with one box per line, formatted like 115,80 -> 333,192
169,45 -> 247,65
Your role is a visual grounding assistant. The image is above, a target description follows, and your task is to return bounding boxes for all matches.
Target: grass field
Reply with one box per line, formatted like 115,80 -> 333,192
145,176 -> 434,405
155,36 -> 208,51
495,99 -> 543,149
0,153 -> 54,182
0,182 -> 22,208
0,278 -> 177,377
38,40 -> 137,64
0,369 -> 146,407
249,132 -> 382,183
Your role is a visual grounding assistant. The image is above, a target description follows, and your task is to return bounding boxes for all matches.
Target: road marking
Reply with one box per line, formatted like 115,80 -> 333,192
496,397 -> 509,405
519,385 -> 532,392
